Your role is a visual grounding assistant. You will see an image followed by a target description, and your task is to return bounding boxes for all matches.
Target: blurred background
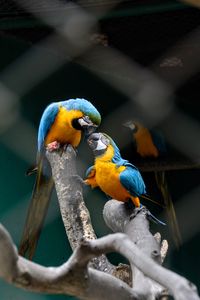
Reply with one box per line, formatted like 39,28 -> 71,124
0,0 -> 200,299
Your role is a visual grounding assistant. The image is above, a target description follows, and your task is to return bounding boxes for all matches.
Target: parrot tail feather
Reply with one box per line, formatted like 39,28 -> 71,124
155,171 -> 182,249
19,158 -> 54,259
140,194 -> 165,208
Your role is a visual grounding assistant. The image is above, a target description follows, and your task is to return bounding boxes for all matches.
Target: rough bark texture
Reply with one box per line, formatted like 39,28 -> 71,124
46,146 -> 113,273
103,201 -> 164,298
0,147 -> 199,300
0,223 -> 199,300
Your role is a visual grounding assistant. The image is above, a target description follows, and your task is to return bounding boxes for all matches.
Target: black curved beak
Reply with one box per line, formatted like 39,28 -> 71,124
87,133 -> 100,151
78,117 -> 98,136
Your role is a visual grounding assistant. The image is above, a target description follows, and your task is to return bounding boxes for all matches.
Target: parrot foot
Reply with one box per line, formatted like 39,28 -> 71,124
147,210 -> 166,226
129,205 -> 166,226
46,141 -> 60,152
129,205 -> 145,220
63,144 -> 78,155
71,175 -> 85,185
63,143 -> 70,151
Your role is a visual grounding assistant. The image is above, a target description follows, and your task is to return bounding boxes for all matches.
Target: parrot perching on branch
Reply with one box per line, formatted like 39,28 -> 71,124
19,98 -> 101,259
124,120 -> 181,248
85,132 -> 165,225
85,132 -> 146,208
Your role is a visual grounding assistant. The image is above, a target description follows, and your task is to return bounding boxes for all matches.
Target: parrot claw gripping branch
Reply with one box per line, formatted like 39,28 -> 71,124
85,132 -> 166,226
19,98 -> 101,259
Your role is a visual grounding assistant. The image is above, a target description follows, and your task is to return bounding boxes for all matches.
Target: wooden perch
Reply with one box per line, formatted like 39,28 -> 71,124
104,201 -> 165,297
180,0 -> 200,9
46,145 -> 114,273
133,157 -> 200,172
0,146 -> 199,300
0,224 -> 137,299
0,222 -> 199,300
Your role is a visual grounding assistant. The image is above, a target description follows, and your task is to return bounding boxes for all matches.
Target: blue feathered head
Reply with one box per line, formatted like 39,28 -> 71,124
62,98 -> 101,126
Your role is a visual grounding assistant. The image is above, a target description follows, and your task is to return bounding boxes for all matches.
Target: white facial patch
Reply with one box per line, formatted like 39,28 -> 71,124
129,123 -> 136,130
78,118 -> 89,127
95,140 -> 107,151
124,122 -> 136,130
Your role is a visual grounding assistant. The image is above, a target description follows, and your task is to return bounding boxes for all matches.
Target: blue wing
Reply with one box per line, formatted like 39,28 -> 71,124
61,98 -> 101,126
19,102 -> 59,259
120,163 -> 146,197
85,165 -> 95,178
38,102 -> 59,151
150,130 -> 167,155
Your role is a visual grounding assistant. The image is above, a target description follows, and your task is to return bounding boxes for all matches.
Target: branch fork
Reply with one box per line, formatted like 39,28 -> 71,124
0,146 -> 199,300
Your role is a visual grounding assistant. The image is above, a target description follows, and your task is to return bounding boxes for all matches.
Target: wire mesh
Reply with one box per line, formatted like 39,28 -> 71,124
0,0 -> 200,298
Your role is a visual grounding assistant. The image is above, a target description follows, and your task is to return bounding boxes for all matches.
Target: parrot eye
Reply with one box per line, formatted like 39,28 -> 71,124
83,116 -> 90,122
78,116 -> 91,127
89,133 -> 101,142
101,135 -> 110,146
72,118 -> 82,130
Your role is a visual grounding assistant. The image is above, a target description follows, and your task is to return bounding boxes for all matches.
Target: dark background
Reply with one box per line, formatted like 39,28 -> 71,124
0,1 -> 200,299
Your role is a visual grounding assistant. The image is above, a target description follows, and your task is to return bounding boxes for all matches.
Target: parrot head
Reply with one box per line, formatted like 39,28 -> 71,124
64,98 -> 101,136
87,132 -> 122,160
123,120 -> 139,133
87,133 -> 110,156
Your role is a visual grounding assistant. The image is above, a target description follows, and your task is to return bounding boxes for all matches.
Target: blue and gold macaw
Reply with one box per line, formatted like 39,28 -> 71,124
85,132 -> 147,208
124,121 -> 181,247
19,98 -> 101,259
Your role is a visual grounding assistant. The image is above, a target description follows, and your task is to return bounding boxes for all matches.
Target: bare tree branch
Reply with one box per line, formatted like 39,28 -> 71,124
0,221 -> 199,300
103,201 -> 165,298
0,224 -> 138,299
180,0 -> 200,9
79,234 -> 199,300
154,232 -> 169,263
135,158 -> 200,172
46,145 -> 113,273
40,147 -> 200,300
0,147 -> 199,300
103,200 -> 199,300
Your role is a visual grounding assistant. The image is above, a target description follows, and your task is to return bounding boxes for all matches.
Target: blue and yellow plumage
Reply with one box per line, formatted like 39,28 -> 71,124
124,121 -> 181,247
85,133 -> 146,208
19,98 -> 101,259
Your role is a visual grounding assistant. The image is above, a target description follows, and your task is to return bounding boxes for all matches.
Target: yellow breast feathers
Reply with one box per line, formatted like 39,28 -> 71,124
134,127 -> 159,157
45,106 -> 83,147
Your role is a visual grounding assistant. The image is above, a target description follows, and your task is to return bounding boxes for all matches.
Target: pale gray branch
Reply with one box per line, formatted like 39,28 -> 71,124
103,200 -> 199,300
46,146 -> 97,248
103,200 -> 165,298
0,223 -> 138,300
45,147 -> 199,300
78,233 -> 199,300
0,147 -> 198,300
0,223 -> 199,300
103,201 -> 163,263
46,146 -> 113,273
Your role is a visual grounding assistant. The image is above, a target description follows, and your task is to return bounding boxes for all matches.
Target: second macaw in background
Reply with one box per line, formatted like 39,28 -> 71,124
19,98 -> 101,259
124,120 -> 181,248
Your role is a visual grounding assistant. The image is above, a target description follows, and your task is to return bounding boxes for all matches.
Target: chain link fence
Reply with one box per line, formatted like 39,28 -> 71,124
0,1 -> 200,298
